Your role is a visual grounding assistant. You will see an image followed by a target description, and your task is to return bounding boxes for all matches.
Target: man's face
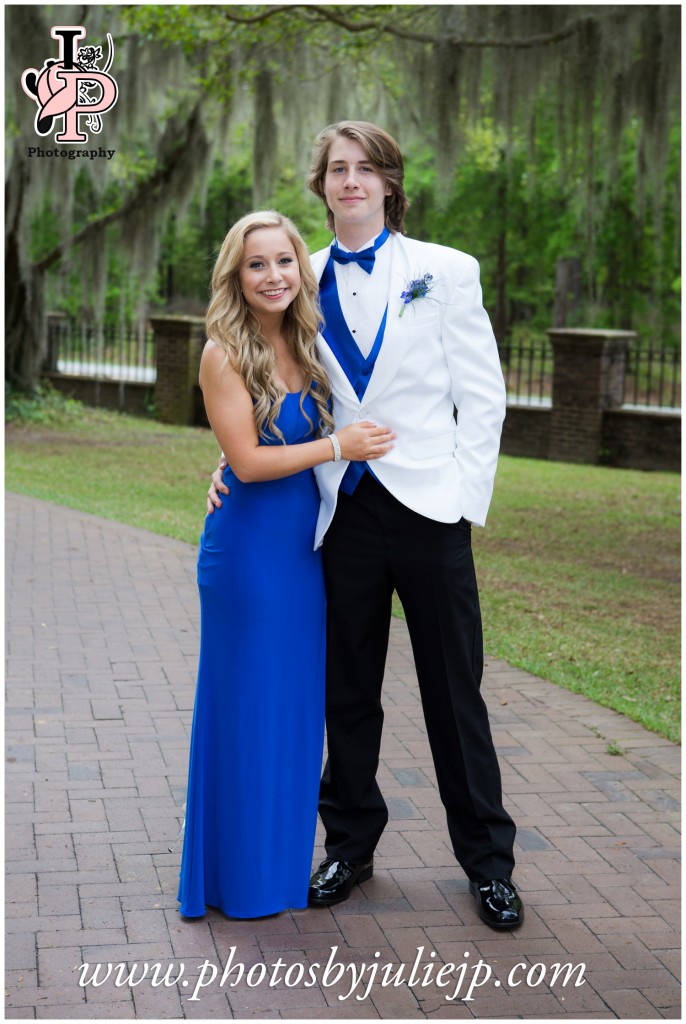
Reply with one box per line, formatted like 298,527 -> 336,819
323,136 -> 391,240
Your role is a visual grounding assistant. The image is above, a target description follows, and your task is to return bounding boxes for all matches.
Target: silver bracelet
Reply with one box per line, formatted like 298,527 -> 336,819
329,433 -> 342,462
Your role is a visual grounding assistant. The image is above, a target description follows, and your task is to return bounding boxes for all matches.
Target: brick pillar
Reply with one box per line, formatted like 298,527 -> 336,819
151,316 -> 205,425
547,328 -> 635,464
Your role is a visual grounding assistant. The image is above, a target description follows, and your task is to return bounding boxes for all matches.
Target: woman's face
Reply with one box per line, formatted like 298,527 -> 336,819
238,227 -> 302,321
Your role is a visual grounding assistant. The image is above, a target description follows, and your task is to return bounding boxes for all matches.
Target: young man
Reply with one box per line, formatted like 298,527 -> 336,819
210,121 -> 522,929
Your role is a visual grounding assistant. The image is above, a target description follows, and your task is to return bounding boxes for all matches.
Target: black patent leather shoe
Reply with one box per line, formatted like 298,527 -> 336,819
469,878 -> 524,929
308,858 -> 373,907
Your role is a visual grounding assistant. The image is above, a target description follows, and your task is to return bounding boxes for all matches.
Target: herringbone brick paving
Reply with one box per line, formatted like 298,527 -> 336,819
5,494 -> 681,1019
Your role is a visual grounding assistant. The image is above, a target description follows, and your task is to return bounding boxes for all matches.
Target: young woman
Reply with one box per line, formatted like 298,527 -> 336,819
177,211 -> 394,919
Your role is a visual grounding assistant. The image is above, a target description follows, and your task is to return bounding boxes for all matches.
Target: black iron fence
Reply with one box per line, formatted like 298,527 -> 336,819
500,333 -> 680,410
622,340 -> 681,409
499,336 -> 553,406
45,316 -> 156,383
45,316 -> 680,411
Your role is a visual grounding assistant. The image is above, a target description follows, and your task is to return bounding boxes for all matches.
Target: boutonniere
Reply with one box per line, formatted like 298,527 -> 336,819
399,273 -> 434,317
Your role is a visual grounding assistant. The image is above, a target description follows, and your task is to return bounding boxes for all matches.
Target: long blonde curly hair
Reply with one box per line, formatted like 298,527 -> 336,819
205,210 -> 334,442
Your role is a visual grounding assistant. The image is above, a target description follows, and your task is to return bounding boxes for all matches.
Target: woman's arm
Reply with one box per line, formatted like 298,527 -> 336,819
200,341 -> 394,483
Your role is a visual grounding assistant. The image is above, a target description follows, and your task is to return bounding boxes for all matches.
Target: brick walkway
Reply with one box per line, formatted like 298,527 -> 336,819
5,494 -> 681,1020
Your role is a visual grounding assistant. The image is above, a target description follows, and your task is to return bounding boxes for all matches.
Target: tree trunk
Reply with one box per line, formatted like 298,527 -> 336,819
493,164 -> 508,343
6,105 -> 208,389
252,67 -> 277,207
5,151 -> 46,389
553,257 -> 582,326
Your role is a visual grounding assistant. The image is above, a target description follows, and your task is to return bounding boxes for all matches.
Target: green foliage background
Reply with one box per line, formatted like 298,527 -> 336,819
29,6 -> 680,346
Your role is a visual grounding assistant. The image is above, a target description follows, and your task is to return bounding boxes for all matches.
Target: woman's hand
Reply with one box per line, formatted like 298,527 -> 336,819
204,419 -> 394,512
335,421 -> 395,462
207,456 -> 229,514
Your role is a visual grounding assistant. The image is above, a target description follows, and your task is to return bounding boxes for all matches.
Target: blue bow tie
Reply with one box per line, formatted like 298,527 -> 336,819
329,244 -> 376,274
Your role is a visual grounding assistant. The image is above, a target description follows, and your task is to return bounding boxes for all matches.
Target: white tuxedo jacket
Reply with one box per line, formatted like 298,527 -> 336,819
311,232 -> 506,549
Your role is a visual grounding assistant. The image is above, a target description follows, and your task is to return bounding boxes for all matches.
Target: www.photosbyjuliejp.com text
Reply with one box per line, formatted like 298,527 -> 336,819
76,944 -> 586,1004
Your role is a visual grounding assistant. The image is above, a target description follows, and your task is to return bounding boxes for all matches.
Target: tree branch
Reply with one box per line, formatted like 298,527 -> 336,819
33,107 -> 203,274
220,5 -> 299,27
221,4 -> 620,50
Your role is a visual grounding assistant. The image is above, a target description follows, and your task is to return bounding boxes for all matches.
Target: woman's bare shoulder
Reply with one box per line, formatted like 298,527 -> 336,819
199,338 -> 243,392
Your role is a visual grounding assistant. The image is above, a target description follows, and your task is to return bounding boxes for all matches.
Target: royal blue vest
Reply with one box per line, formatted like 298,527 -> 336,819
319,230 -> 390,494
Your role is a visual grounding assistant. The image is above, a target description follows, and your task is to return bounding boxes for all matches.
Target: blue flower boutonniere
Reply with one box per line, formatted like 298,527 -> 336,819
399,273 -> 434,317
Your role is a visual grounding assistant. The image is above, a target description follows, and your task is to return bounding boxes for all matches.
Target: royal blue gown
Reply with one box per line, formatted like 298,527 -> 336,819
177,392 -> 326,918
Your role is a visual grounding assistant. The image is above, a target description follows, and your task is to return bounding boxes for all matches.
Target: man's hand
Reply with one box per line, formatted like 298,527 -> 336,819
207,457 -> 229,514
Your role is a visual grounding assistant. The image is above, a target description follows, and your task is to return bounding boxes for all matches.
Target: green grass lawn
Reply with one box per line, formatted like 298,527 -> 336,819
471,458 -> 680,743
6,401 -> 681,742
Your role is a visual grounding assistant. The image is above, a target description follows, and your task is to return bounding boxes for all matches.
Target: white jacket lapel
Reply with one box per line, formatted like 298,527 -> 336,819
310,248 -> 330,281
310,246 -> 359,405
314,332 -> 359,406
359,233 -> 415,407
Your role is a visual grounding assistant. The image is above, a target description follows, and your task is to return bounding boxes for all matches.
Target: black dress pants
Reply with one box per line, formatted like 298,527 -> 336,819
320,472 -> 516,882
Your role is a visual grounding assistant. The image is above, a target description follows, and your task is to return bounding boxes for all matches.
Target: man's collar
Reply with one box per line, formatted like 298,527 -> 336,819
333,229 -> 390,254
